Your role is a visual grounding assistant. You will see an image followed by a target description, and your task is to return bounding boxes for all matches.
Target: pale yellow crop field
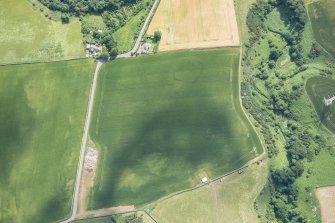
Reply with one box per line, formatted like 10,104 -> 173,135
147,0 -> 240,51
316,186 -> 335,223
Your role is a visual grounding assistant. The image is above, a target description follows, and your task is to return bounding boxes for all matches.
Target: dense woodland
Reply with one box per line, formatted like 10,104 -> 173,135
38,0 -> 139,14
244,0 -> 334,222
38,0 -> 151,57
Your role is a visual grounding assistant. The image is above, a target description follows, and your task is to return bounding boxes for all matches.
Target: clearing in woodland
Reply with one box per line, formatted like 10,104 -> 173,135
89,49 -> 262,209
147,0 -> 240,51
0,60 -> 94,223
316,186 -> 335,223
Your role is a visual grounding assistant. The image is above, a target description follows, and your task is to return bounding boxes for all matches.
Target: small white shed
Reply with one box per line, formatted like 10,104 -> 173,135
201,177 -> 208,183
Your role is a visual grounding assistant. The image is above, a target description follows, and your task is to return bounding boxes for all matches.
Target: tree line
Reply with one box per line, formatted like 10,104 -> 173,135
38,0 -> 139,14
243,0 -> 333,222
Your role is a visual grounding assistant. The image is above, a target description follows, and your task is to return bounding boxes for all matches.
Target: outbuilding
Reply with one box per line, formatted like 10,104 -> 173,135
201,177 -> 208,183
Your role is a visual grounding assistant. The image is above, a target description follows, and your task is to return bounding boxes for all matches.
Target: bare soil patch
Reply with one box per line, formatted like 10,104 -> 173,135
147,0 -> 240,51
77,145 -> 99,218
76,206 -> 136,220
316,186 -> 335,223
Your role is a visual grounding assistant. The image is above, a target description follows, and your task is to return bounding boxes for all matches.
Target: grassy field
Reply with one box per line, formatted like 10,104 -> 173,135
150,160 -> 268,223
89,49 -> 262,209
295,147 -> 335,221
147,0 -> 240,51
113,0 -> 153,53
113,10 -> 147,53
0,60 -> 94,223
0,0 -> 84,64
306,76 -> 335,133
307,0 -> 335,58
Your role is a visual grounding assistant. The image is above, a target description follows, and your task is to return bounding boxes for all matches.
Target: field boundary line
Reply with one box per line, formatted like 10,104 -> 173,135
142,211 -> 159,223
315,183 -> 335,189
0,57 -> 87,67
152,46 -> 240,55
238,41 -> 267,157
74,210 -> 159,223
143,155 -> 267,212
304,0 -> 322,6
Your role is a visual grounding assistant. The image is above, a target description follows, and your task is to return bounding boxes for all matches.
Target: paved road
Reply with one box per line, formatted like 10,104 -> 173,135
118,0 -> 160,58
59,60 -> 103,223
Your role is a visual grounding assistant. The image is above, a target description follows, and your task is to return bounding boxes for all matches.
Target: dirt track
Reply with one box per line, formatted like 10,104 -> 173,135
76,206 -> 136,220
317,186 -> 335,223
59,60 -> 103,223
147,0 -> 240,51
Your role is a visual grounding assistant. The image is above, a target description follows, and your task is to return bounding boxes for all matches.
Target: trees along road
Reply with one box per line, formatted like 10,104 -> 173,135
117,0 -> 160,58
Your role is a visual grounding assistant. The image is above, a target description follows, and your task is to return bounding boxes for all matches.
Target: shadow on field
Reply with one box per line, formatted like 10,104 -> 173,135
91,83 -> 251,209
26,190 -> 69,223
0,80 -> 35,185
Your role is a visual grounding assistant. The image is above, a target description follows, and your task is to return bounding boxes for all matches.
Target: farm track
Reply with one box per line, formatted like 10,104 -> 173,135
59,60 -> 103,223
59,1 -> 160,222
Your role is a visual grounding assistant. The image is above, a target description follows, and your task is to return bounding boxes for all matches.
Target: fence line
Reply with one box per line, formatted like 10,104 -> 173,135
73,210 -> 158,223
0,57 -> 87,67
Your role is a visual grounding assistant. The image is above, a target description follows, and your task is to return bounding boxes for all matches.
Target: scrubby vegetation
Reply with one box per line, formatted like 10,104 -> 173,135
243,0 -> 335,222
74,213 -> 144,223
38,0 -> 154,57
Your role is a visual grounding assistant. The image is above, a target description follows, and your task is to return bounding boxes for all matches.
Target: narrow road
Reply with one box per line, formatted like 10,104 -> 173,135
60,60 -> 103,223
60,1 -> 160,221
117,0 -> 160,58
60,12 -> 152,217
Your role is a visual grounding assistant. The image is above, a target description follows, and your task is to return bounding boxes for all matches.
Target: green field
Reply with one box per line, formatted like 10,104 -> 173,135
306,76 -> 335,133
0,60 -> 94,223
0,0 -> 84,64
113,9 -> 147,53
295,147 -> 335,221
151,160 -> 268,223
89,49 -> 263,209
308,0 -> 335,57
